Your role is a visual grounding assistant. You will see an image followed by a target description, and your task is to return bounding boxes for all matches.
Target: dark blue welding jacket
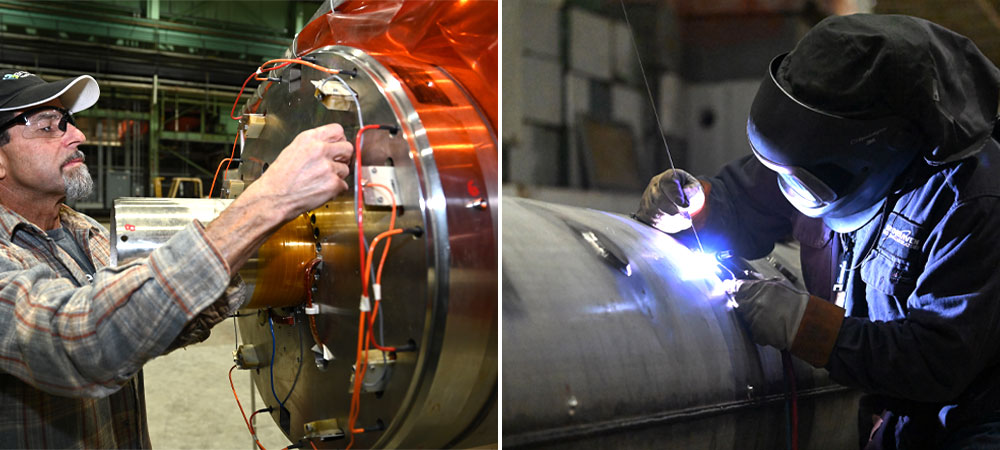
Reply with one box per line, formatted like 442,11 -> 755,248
688,140 -> 1000,446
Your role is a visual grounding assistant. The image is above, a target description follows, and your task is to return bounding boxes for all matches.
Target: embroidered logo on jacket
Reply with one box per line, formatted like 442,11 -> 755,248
883,224 -> 920,249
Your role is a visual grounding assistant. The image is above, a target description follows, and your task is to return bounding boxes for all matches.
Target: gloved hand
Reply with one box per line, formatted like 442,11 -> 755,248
732,277 -> 846,366
732,277 -> 809,350
635,169 -> 705,233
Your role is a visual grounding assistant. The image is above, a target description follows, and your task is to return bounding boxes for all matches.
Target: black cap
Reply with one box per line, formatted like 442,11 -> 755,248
0,70 -> 99,113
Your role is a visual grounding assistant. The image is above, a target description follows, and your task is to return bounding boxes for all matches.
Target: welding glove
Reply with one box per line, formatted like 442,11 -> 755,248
635,169 -> 706,233
733,277 -> 846,367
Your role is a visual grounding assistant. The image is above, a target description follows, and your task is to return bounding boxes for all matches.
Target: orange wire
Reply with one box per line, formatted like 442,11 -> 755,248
362,183 -> 399,352
365,184 -> 398,286
229,365 -> 266,450
348,227 -> 405,445
347,183 -> 401,445
346,308 -> 367,450
363,228 -> 403,352
208,137 -> 239,199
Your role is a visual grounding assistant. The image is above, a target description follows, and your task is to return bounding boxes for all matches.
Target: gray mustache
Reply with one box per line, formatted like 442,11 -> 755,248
62,150 -> 85,166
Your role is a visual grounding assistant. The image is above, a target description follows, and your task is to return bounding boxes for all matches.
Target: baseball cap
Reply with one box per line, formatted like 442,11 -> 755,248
0,70 -> 99,113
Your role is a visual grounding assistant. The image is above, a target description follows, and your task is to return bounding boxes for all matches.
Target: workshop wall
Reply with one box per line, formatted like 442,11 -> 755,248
502,0 -> 808,212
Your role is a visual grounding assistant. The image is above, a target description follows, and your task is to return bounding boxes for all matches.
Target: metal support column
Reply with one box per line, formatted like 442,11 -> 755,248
149,76 -> 160,193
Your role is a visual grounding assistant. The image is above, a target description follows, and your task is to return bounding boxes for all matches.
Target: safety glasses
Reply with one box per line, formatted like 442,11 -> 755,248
0,106 -> 76,140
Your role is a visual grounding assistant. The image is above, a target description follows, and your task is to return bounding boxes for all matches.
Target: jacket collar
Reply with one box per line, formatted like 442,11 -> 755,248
0,203 -> 102,241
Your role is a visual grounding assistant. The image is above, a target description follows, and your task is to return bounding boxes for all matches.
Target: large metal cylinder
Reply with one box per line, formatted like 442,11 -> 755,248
225,42 -> 496,448
111,2 -> 497,448
502,197 -> 859,449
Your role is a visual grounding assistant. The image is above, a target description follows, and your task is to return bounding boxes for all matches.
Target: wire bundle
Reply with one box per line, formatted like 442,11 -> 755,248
346,126 -> 400,449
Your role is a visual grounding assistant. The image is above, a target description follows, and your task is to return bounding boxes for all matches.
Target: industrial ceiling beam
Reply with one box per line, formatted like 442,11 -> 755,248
0,4 -> 288,62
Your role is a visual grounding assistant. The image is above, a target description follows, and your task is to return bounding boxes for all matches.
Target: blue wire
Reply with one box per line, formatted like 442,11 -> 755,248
267,316 -> 284,410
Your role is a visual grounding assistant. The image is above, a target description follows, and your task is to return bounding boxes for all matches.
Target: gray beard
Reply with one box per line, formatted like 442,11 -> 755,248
63,163 -> 94,201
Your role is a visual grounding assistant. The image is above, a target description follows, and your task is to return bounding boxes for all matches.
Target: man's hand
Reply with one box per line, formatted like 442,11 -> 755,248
732,277 -> 845,366
732,277 -> 810,350
244,123 -> 354,222
635,168 -> 705,233
206,123 -> 354,273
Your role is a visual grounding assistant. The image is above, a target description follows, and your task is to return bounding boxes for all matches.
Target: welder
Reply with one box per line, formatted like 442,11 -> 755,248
636,14 -> 1000,450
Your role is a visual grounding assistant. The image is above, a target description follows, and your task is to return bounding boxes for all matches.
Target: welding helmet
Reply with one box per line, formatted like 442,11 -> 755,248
747,54 -> 922,232
747,14 -> 1000,232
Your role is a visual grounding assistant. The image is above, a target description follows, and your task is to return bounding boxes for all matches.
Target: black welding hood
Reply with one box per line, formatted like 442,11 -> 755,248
747,14 -> 1000,232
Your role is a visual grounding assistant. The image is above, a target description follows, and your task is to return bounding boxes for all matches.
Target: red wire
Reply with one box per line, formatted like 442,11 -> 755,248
229,365 -> 266,450
231,72 -> 259,121
354,125 -> 382,290
249,408 -> 270,438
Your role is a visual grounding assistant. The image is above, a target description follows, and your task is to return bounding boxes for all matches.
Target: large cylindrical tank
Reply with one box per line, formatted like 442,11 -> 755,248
502,197 -> 859,449
112,2 -> 496,448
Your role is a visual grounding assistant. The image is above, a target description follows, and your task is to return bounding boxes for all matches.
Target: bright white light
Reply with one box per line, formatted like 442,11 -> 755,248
676,250 -> 721,282
637,222 -> 731,304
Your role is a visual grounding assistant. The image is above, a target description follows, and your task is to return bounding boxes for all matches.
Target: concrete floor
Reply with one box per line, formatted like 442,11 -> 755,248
143,318 -> 290,449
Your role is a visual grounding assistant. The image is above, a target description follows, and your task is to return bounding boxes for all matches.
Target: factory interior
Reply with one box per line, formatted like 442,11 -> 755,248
4,0 -> 1000,448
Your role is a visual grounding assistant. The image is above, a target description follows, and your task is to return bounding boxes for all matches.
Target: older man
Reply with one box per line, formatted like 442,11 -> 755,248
0,69 -> 353,447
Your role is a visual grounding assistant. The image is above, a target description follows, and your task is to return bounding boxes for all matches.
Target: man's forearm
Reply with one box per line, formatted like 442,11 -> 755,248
204,188 -> 292,275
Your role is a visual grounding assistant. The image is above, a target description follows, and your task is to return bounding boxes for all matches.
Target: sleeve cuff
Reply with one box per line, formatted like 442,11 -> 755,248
790,296 -> 845,367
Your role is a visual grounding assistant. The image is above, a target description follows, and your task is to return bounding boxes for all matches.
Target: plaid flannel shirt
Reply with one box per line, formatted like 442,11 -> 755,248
0,203 -> 245,448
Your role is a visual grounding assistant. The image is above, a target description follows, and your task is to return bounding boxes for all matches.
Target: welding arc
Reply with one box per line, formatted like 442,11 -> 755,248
619,0 -> 705,252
